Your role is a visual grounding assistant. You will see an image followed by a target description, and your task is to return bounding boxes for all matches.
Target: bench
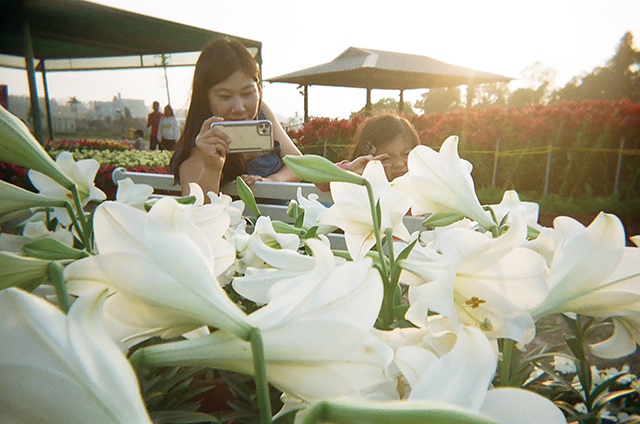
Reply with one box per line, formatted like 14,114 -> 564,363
111,167 -> 425,249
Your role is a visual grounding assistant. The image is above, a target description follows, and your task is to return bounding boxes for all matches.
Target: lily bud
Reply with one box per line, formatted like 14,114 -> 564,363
284,154 -> 366,185
0,106 -> 74,189
0,179 -> 67,217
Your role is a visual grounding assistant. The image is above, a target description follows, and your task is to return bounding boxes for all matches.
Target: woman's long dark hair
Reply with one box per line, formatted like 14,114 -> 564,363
170,38 -> 261,184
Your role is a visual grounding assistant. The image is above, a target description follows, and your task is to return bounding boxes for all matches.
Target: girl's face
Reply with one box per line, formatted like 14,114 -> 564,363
377,135 -> 413,181
208,70 -> 260,121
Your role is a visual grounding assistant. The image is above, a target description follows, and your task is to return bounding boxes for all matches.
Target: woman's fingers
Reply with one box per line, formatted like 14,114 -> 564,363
240,174 -> 264,185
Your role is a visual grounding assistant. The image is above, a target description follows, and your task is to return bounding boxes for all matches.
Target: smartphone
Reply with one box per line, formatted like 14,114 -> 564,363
210,120 -> 274,152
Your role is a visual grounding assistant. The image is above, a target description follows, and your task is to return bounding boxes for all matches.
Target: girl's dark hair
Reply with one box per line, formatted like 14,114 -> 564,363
349,114 -> 419,160
163,105 -> 174,117
170,38 -> 261,183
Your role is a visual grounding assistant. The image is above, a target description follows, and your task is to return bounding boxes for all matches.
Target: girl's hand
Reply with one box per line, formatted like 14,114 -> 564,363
346,153 -> 389,175
195,116 -> 232,169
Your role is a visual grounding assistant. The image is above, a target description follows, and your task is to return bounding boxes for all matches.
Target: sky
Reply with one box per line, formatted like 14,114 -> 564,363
1,0 -> 639,121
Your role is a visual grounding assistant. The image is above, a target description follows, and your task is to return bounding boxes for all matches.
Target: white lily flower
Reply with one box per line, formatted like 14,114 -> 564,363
318,160 -> 411,259
115,177 -> 153,210
393,136 -> 497,231
65,198 -> 254,346
239,215 -> 304,270
530,213 -> 640,358
0,287 -> 151,424
188,184 -> 236,278
296,187 -> 337,235
407,326 -> 566,423
402,215 -> 548,344
131,239 -> 394,403
28,151 -> 106,225
487,190 -> 540,228
206,190 -> 245,230
233,232 -> 337,305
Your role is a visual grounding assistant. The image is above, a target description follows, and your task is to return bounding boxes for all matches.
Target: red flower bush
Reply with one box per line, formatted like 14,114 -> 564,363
288,100 -> 640,199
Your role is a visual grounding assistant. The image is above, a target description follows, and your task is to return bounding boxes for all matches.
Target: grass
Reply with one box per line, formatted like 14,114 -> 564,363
477,187 -> 640,222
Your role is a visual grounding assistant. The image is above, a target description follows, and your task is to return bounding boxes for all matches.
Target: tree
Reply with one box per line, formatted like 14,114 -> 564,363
472,82 -> 510,109
414,87 -> 463,114
509,61 -> 556,107
554,31 -> 640,102
354,97 -> 415,116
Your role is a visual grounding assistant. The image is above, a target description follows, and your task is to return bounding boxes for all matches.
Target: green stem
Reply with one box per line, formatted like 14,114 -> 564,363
364,181 -> 388,277
69,186 -> 92,252
64,201 -> 90,253
250,328 -> 272,424
47,261 -> 71,313
364,181 -> 397,329
499,339 -> 515,386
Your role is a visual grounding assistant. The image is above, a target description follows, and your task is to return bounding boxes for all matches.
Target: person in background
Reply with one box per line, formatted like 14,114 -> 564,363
146,101 -> 163,151
316,114 -> 420,191
158,105 -> 179,151
132,129 -> 147,150
170,38 -> 302,196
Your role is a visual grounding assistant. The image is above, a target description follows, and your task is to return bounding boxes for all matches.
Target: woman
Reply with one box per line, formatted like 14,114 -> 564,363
170,39 -> 302,196
158,105 -> 179,151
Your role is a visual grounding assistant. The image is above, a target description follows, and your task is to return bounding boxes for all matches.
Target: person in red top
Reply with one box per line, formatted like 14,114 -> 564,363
146,101 -> 163,151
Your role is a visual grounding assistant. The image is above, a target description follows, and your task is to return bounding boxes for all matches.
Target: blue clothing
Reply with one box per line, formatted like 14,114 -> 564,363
247,141 -> 284,177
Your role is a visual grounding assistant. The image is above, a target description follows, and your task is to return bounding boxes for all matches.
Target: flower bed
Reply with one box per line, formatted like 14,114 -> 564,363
288,100 -> 640,200
2,106 -> 640,424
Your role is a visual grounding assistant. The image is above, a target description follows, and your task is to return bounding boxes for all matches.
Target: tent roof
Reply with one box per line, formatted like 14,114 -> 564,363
268,47 -> 512,90
0,0 -> 262,71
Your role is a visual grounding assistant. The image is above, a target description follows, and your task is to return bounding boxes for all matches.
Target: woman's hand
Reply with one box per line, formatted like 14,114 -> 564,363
346,153 -> 389,175
195,116 -> 231,169
240,174 -> 264,185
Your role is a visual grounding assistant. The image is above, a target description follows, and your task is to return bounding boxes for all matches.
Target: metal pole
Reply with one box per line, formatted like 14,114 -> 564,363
398,89 -> 404,113
613,137 -> 626,196
543,139 -> 553,196
39,60 -> 54,141
303,85 -> 309,123
23,20 -> 45,143
492,138 -> 500,187
365,88 -> 372,115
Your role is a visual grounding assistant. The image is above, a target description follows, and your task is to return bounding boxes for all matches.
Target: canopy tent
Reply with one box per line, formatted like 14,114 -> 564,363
267,47 -> 512,120
0,0 -> 262,141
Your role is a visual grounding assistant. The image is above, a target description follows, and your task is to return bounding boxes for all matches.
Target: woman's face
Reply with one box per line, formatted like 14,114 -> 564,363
208,70 -> 260,121
377,135 -> 413,181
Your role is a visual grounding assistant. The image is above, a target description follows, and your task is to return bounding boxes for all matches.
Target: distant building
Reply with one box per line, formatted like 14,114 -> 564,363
89,93 -> 147,120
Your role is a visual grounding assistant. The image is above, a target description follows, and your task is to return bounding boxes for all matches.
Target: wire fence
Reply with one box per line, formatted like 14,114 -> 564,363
298,138 -> 640,199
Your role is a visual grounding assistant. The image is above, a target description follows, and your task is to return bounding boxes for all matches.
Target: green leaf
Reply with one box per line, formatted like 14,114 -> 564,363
22,237 -> 89,260
236,177 -> 261,217
422,212 -> 466,228
0,105 -> 75,189
283,154 -> 366,185
300,399 -> 499,424
0,251 -> 50,291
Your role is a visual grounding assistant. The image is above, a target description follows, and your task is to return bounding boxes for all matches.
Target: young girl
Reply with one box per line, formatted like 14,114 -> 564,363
317,114 -> 420,191
170,39 -> 302,196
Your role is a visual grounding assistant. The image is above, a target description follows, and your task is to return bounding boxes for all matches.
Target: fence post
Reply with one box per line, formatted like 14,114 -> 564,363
613,137 -> 626,197
492,138 -> 500,187
543,139 -> 553,196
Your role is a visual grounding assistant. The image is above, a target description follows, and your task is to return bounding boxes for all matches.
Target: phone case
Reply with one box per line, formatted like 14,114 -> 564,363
212,120 -> 274,152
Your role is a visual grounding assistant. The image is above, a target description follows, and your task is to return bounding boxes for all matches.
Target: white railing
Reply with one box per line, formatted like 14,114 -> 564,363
111,167 -> 426,249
